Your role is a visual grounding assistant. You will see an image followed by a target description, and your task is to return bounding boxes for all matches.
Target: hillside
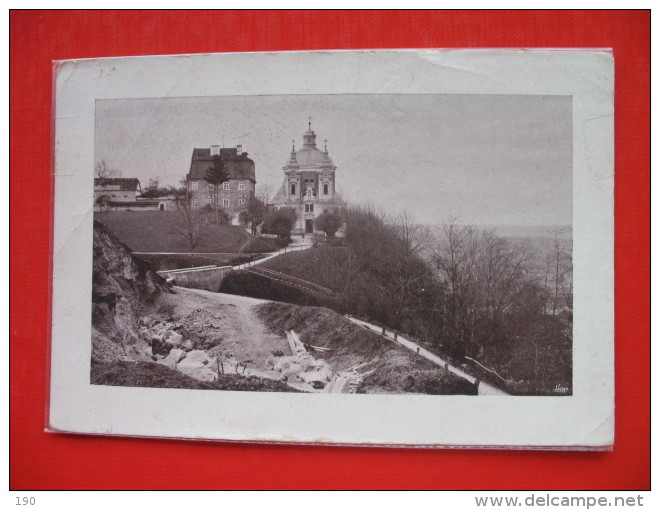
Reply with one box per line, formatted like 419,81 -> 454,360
91,221 -> 301,392
254,301 -> 476,394
94,211 -> 275,253
220,219 -> 572,395
91,220 -> 477,395
92,220 -> 168,363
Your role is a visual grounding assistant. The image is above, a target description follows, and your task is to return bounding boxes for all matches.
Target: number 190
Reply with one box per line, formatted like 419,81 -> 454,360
16,497 -> 35,506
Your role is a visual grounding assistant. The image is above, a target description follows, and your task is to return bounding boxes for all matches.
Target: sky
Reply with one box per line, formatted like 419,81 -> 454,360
95,94 -> 572,226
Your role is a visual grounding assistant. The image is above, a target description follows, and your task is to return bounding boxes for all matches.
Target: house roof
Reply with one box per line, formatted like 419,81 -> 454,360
94,178 -> 141,191
107,200 -> 158,207
188,148 -> 256,182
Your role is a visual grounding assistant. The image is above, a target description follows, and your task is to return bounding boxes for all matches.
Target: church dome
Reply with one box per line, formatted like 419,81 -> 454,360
295,147 -> 334,167
283,122 -> 336,170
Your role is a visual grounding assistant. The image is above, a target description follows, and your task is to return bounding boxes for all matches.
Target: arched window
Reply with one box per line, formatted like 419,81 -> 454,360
323,183 -> 329,195
291,183 -> 296,195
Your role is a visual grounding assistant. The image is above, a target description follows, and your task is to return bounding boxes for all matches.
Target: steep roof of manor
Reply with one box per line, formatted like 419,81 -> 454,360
188,148 -> 256,181
94,178 -> 141,191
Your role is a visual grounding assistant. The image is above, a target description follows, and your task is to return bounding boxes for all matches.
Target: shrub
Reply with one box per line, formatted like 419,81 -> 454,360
314,209 -> 344,238
262,208 -> 297,239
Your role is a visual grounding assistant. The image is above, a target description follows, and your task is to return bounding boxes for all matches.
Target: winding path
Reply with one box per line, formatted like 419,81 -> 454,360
344,316 -> 508,396
232,236 -> 313,270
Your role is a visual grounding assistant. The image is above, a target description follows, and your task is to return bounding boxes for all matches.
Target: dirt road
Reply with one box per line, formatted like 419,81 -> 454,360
159,287 -> 290,370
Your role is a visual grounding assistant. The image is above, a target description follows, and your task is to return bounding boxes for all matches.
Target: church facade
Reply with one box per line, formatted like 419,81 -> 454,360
270,123 -> 341,234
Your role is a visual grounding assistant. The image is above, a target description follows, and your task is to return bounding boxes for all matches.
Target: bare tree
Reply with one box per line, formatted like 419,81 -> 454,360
239,196 -> 267,235
256,183 -> 274,205
385,211 -> 431,330
95,160 -> 117,182
477,229 -> 529,320
549,227 -> 570,316
431,218 -> 480,355
171,205 -> 208,256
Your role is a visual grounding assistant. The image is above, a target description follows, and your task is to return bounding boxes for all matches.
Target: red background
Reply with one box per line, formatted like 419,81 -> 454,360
10,10 -> 650,490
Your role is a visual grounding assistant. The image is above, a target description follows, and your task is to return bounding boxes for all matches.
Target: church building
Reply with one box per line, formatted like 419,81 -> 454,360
270,122 -> 341,234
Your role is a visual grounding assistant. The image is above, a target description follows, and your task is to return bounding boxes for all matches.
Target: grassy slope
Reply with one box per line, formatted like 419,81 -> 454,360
219,247 -> 346,307
94,211 -> 275,253
259,247 -> 348,291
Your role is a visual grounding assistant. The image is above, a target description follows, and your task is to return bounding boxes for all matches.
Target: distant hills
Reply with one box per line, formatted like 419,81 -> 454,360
426,224 -> 573,240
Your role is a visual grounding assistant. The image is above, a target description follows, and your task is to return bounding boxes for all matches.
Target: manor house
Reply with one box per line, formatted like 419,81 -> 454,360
270,122 -> 341,234
186,144 -> 256,223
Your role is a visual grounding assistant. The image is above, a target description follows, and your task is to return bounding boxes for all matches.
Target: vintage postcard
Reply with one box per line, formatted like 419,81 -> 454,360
49,50 -> 613,448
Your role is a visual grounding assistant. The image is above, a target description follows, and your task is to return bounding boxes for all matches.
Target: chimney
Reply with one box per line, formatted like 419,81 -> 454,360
210,145 -> 220,156
236,144 -> 243,155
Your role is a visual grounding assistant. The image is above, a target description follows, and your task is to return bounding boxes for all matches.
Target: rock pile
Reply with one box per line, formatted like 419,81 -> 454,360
137,317 -> 222,382
269,355 -> 332,384
138,317 -> 193,355
158,348 -> 217,382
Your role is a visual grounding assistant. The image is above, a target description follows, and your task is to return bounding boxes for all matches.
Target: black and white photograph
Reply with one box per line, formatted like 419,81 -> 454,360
49,50 -> 613,447
91,94 -> 573,397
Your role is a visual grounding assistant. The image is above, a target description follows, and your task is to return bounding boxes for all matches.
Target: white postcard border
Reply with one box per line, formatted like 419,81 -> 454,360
49,50 -> 614,448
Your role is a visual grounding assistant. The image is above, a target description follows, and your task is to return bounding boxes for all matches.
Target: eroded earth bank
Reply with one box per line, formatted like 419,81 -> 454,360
91,221 -> 476,395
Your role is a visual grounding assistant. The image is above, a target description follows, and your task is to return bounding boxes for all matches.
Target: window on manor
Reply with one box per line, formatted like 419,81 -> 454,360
239,198 -> 245,205
192,199 -> 199,208
223,199 -> 229,207
305,204 -> 314,213
291,183 -> 296,195
191,181 -> 198,191
323,184 -> 328,195
238,181 -> 245,190
223,182 -> 230,190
